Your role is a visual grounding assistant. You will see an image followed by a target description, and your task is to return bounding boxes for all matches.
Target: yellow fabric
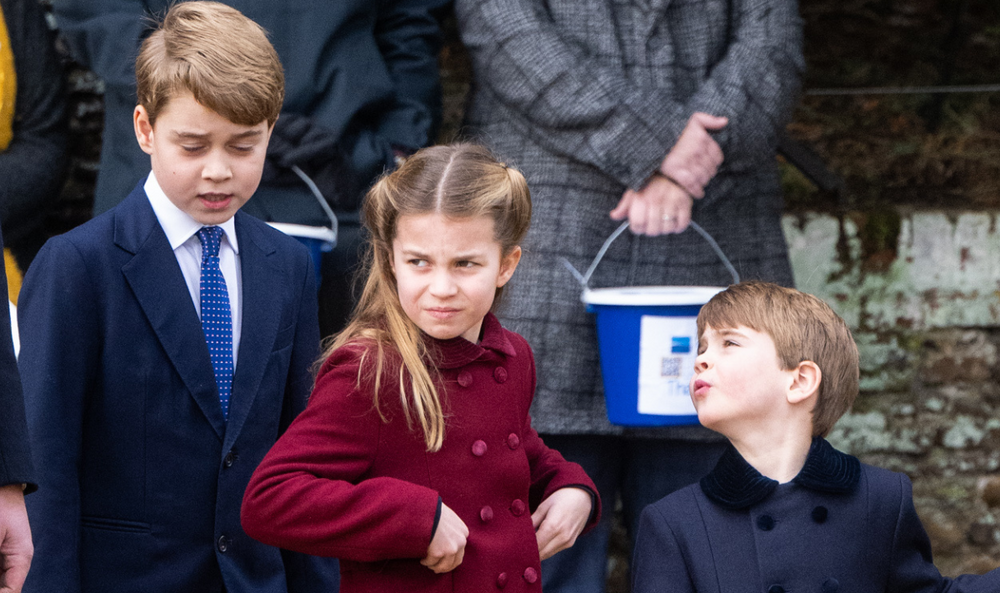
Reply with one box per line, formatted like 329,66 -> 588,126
5,249 -> 21,305
0,3 -> 15,150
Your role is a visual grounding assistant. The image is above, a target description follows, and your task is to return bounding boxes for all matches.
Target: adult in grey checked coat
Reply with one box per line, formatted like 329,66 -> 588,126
456,0 -> 803,590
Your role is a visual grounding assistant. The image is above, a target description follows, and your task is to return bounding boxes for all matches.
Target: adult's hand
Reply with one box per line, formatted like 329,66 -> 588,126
660,112 -> 728,198
420,503 -> 468,574
532,487 -> 592,561
0,484 -> 32,593
611,174 -> 693,236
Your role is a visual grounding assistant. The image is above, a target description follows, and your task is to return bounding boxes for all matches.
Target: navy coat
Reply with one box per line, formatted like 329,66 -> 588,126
633,439 -> 1000,593
0,225 -> 33,490
18,186 -> 337,592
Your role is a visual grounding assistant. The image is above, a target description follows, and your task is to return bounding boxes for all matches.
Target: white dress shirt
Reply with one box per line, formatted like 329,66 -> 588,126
144,173 -> 242,368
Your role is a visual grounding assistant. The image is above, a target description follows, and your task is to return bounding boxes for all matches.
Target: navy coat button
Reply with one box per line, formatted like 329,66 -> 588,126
494,367 -> 508,383
767,586 -> 785,593
217,535 -> 229,553
480,506 -> 494,523
507,433 -> 520,450
523,567 -> 538,583
223,451 -> 236,468
822,578 -> 840,593
472,440 -> 488,457
756,515 -> 775,531
496,572 -> 508,588
812,506 -> 829,524
510,499 -> 526,516
457,371 -> 473,387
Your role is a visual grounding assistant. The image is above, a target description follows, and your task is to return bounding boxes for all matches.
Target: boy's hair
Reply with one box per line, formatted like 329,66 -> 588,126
697,281 -> 859,437
324,143 -> 532,452
136,1 -> 284,127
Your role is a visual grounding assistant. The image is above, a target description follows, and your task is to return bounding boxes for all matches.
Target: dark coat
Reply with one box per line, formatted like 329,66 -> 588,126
243,314 -> 601,593
52,0 -> 447,221
456,0 -> 802,438
0,226 -> 33,489
18,186 -> 337,593
632,438 -> 1000,593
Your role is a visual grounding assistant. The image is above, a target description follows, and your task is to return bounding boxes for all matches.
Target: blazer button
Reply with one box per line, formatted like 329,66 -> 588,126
480,506 -> 494,523
472,440 -> 488,457
507,433 -> 520,450
767,586 -> 785,593
457,371 -> 473,387
496,572 -> 508,589
494,367 -> 508,383
756,514 -> 775,531
812,506 -> 829,524
217,535 -> 230,553
523,567 -> 538,584
223,450 -> 236,468
821,578 -> 840,593
510,499 -> 526,516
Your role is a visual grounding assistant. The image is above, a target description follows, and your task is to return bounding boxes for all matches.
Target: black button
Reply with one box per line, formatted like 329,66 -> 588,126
217,535 -> 229,553
223,451 -> 236,468
821,578 -> 840,593
768,586 -> 785,593
756,515 -> 775,531
812,506 -> 828,524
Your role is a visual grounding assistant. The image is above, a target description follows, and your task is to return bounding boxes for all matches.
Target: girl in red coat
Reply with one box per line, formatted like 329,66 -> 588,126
242,143 -> 600,592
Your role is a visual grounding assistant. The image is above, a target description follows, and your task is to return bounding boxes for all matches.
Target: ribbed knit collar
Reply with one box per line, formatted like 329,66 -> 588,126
424,313 -> 517,370
700,437 -> 861,510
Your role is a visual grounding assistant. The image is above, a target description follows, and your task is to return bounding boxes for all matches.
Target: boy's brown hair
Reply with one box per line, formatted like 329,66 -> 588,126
696,281 -> 859,437
136,1 -> 284,127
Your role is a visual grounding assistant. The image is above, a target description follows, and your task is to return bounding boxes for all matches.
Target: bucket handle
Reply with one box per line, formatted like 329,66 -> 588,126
560,220 -> 740,289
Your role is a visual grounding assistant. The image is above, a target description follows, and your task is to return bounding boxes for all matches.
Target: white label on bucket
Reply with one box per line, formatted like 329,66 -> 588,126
637,316 -> 698,416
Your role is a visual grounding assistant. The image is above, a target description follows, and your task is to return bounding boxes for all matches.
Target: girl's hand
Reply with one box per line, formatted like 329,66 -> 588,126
421,503 -> 468,573
611,174 -> 693,236
531,487 -> 592,561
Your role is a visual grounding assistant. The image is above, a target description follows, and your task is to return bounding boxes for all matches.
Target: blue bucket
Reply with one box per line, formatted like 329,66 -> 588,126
267,222 -> 336,283
563,220 -> 738,427
583,286 -> 723,426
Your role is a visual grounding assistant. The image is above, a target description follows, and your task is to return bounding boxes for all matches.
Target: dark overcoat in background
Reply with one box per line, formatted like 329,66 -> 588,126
0,225 -> 33,490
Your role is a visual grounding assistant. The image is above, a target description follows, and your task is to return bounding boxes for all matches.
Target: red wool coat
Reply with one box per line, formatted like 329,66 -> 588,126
242,314 -> 600,592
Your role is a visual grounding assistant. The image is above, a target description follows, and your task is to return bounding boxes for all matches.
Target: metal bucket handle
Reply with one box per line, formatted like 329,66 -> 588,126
561,220 -> 740,290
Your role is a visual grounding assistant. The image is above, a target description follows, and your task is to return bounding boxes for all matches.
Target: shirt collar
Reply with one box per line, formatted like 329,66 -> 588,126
699,437 -> 861,510
425,313 -> 518,370
144,172 -> 239,253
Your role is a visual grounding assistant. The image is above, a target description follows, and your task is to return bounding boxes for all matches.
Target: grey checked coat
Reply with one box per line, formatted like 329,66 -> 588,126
457,0 -> 803,437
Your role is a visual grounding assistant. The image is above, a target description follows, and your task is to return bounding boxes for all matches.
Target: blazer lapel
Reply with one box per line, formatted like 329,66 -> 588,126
224,214 -> 281,449
117,187 -> 227,439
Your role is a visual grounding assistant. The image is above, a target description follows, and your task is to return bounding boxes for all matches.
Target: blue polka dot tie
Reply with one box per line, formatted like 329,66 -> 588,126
198,226 -> 233,421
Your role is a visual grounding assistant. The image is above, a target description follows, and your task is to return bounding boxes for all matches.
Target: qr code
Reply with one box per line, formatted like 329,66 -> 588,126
660,356 -> 682,378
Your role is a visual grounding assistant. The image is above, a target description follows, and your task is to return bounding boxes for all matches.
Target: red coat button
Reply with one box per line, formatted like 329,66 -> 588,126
480,506 -> 494,523
496,572 -> 508,589
494,367 -> 508,383
457,371 -> 473,387
507,433 -> 520,449
523,567 -> 538,583
472,440 -> 487,457
510,499 -> 526,516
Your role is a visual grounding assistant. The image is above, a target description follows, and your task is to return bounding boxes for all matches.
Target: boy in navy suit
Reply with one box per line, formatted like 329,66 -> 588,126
633,281 -> 1000,593
18,3 -> 337,592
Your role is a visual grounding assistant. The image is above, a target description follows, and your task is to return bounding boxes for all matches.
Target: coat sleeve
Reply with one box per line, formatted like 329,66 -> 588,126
454,0 -> 689,190
242,348 -> 440,562
18,236 -> 102,593
682,0 -> 804,172
0,225 -> 32,489
520,343 -> 601,532
0,0 -> 68,246
886,474 -> 1000,593
631,503 -> 697,593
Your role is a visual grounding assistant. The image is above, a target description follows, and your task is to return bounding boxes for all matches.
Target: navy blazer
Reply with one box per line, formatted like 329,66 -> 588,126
0,226 -> 34,490
18,186 -> 337,592
633,439 -> 1000,593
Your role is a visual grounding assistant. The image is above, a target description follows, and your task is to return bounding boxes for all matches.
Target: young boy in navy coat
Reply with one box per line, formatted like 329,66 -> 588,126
18,3 -> 337,592
633,281 -> 1000,593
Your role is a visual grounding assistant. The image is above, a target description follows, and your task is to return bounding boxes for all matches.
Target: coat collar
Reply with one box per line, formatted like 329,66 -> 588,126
700,437 -> 861,510
425,313 -> 517,370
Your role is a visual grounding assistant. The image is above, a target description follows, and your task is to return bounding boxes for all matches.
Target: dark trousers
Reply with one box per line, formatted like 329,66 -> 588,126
540,435 -> 727,593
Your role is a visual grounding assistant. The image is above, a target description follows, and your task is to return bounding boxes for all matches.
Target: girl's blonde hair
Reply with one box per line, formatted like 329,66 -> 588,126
323,143 -> 532,451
